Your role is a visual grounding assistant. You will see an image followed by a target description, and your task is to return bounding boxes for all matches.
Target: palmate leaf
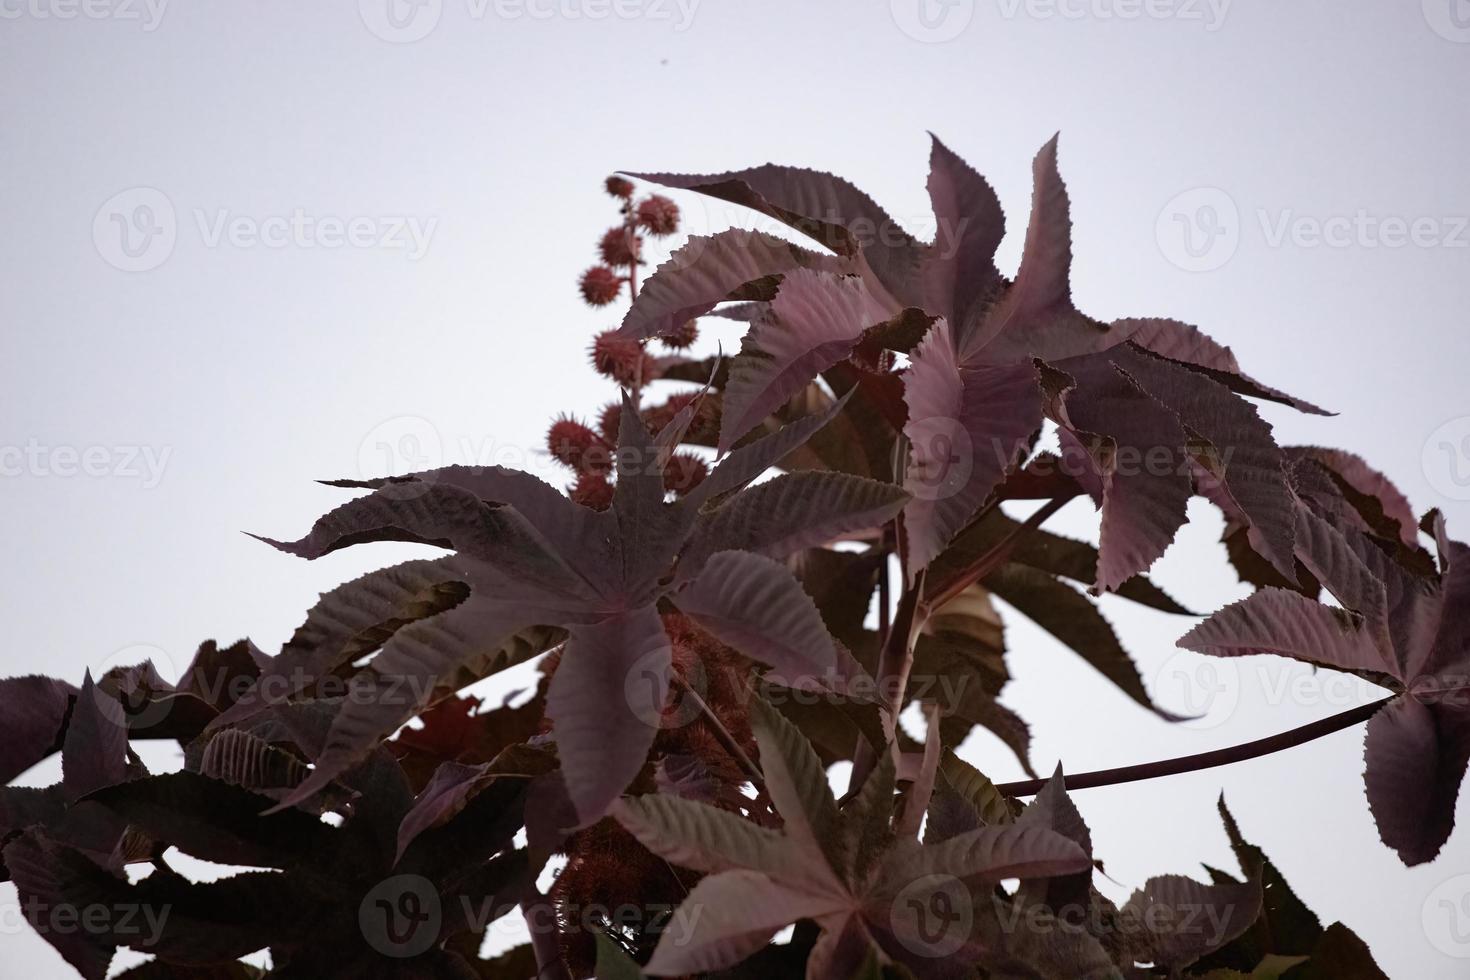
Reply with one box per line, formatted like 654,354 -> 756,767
902,318 -> 1045,574
1114,317 -> 1331,417
546,605 -> 672,824
61,671 -> 130,802
83,772 -> 334,869
0,675 -> 78,784
923,133 -> 1005,332
4,831 -> 123,979
256,397 -> 895,825
1051,352 -> 1195,593
671,550 -> 839,681
617,695 -> 1090,978
930,506 -> 1194,614
891,137 -> 1317,589
1107,344 -> 1298,580
1122,868 -> 1263,974
625,162 -> 926,308
983,562 -> 1184,720
211,558 -> 474,728
1181,510 -> 1470,865
616,227 -> 840,342
719,268 -> 895,450
681,471 -> 908,576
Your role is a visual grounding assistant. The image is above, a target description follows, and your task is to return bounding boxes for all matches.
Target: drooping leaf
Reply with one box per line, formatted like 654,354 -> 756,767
547,605 -> 672,824
84,772 -> 334,869
0,675 -> 77,784
984,563 -> 1182,718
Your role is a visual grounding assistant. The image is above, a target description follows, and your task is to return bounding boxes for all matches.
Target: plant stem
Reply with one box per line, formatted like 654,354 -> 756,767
877,526 -> 893,650
673,674 -> 765,790
922,495 -> 1071,615
523,889 -> 572,980
848,577 -> 924,793
995,696 -> 1394,797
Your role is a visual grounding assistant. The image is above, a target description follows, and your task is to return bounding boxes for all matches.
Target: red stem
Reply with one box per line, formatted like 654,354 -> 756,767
995,696 -> 1394,797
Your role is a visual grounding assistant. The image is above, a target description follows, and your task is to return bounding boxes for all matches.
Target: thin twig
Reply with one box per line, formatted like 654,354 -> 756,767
995,696 -> 1395,797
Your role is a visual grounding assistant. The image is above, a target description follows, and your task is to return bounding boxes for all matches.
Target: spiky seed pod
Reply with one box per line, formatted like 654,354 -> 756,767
546,415 -> 611,474
604,175 -> 634,199
635,195 -> 680,236
598,226 -> 642,267
642,392 -> 713,442
578,265 -> 624,306
664,452 -> 708,495
589,330 -> 644,384
569,471 -> 614,511
659,319 -> 699,350
597,402 -> 623,443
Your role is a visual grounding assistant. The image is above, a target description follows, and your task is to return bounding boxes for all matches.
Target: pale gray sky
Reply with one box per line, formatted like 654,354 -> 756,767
2,1 -> 1468,976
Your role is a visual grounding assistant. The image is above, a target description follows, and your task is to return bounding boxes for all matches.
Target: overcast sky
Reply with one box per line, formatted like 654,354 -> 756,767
3,1 -> 1469,976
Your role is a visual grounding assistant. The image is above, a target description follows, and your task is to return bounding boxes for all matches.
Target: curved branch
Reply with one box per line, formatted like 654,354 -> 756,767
996,695 -> 1395,797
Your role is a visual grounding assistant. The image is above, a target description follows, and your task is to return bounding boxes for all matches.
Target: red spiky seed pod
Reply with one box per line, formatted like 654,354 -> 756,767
604,175 -> 634,199
546,415 -> 610,474
570,471 -> 614,511
642,391 -> 709,440
664,452 -> 708,494
635,195 -> 680,237
660,319 -> 699,350
589,330 -> 645,385
597,402 -> 623,443
578,265 -> 623,306
598,227 -> 641,267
